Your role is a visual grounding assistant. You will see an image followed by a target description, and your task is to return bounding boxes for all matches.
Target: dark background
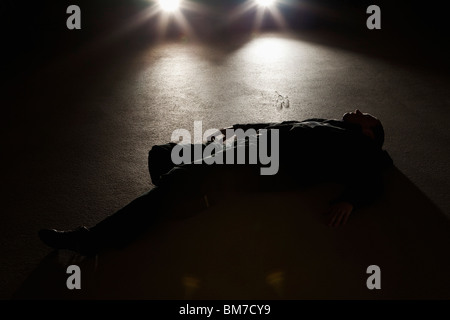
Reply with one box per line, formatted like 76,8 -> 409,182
2,0 -> 449,77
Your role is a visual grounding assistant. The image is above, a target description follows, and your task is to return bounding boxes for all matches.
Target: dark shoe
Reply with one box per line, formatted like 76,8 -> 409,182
38,226 -> 98,256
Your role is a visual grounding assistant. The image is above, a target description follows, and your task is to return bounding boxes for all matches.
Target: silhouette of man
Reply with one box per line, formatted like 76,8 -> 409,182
39,110 -> 393,256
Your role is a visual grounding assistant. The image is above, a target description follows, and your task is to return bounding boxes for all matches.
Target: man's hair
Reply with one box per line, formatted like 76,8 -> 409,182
371,121 -> 385,149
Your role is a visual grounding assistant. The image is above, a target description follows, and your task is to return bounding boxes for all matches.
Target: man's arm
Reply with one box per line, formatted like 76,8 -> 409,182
327,149 -> 385,227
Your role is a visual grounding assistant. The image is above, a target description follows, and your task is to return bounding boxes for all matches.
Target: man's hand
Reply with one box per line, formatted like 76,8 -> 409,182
327,202 -> 354,227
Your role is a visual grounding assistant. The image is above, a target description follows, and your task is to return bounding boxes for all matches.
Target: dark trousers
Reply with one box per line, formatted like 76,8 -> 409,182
88,143 -> 264,250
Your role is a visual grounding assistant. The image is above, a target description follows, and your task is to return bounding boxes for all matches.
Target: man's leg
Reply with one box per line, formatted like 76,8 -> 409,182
148,143 -> 177,186
87,187 -> 167,251
148,143 -> 207,186
39,165 -> 208,255
89,165 -> 209,247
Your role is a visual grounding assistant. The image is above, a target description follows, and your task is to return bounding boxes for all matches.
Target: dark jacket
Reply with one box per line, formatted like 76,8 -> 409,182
148,119 -> 393,210
231,119 -> 393,209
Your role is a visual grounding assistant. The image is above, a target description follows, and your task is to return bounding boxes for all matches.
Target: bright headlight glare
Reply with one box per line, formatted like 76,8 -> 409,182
256,0 -> 276,7
159,0 -> 181,12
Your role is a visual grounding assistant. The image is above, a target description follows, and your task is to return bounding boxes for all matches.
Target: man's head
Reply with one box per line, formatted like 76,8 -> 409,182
343,110 -> 384,148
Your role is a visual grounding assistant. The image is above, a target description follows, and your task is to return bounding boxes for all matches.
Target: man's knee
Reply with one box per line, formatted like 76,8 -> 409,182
148,143 -> 178,185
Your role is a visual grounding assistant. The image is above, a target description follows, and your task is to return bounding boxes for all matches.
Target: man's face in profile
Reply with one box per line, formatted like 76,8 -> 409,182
343,109 -> 381,140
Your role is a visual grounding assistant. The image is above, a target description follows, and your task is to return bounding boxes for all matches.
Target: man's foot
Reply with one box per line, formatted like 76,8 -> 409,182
38,226 -> 98,256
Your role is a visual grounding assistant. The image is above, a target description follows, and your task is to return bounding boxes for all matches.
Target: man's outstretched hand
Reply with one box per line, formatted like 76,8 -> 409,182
327,202 -> 354,227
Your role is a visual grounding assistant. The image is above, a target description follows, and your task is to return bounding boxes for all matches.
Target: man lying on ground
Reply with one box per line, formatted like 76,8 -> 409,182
39,110 -> 393,256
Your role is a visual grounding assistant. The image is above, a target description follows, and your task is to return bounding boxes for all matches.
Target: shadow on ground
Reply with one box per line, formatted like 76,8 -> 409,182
13,166 -> 450,299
